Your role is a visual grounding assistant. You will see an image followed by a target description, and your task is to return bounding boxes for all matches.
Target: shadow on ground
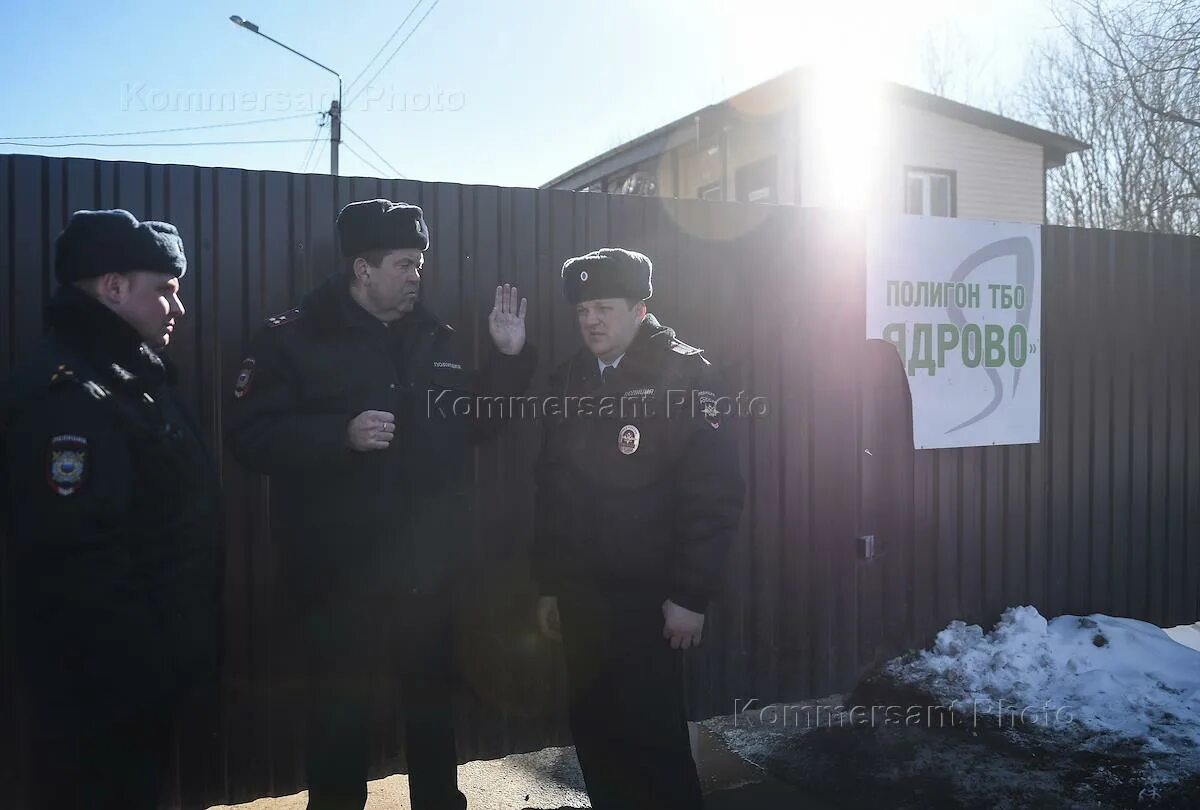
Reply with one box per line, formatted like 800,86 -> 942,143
210,724 -> 824,810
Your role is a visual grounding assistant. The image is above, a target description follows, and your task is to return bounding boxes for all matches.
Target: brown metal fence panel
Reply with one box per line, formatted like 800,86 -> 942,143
2,154 -> 1199,808
904,226 -> 1200,646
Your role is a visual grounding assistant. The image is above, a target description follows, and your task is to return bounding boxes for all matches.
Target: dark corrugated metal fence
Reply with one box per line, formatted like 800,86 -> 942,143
906,227 -> 1200,641
1,154 -> 1198,808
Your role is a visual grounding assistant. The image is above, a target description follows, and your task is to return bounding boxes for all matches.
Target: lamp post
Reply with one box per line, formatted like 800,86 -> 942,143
230,15 -> 342,176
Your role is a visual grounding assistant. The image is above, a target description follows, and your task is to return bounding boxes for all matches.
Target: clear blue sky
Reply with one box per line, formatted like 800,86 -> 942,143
0,0 -> 1059,187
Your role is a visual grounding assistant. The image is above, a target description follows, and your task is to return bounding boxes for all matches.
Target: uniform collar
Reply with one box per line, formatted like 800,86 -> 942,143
600,314 -> 674,373
44,285 -> 172,388
597,353 -> 625,373
569,313 -> 677,389
303,273 -> 448,338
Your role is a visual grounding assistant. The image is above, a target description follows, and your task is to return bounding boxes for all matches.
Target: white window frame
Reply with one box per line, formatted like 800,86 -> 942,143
905,167 -> 957,217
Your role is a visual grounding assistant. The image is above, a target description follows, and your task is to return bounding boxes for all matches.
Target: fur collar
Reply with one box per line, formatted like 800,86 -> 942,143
555,313 -> 683,388
44,286 -> 173,389
299,273 -> 450,338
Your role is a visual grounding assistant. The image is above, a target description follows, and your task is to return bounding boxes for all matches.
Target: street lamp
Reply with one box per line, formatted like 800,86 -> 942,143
230,14 -> 343,176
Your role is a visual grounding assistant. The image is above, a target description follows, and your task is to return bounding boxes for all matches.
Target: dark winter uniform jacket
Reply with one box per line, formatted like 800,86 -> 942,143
532,315 -> 745,613
223,275 -> 536,604
1,287 -> 222,730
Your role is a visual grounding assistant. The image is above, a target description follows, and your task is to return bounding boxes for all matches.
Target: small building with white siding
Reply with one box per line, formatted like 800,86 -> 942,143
541,68 -> 1088,224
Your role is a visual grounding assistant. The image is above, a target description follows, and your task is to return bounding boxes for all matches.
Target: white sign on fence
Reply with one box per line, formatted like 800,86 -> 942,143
866,216 -> 1042,450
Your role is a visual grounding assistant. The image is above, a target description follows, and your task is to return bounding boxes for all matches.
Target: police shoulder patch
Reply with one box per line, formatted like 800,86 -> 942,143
264,307 -> 302,328
233,358 -> 256,399
698,389 -> 721,429
47,434 -> 88,496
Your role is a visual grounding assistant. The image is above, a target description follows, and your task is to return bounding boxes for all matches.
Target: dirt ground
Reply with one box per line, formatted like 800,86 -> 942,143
206,725 -> 823,810
208,687 -> 1200,809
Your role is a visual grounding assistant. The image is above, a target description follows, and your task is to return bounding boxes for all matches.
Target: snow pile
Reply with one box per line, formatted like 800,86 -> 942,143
1165,622 -> 1200,654
887,606 -> 1200,766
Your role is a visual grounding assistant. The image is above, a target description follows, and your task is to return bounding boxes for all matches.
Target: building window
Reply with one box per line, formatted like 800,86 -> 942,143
608,169 -> 657,196
698,181 -> 723,201
905,168 -> 956,217
736,157 -> 777,204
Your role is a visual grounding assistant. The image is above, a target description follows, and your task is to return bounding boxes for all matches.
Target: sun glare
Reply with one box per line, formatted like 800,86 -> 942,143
804,64 -> 887,211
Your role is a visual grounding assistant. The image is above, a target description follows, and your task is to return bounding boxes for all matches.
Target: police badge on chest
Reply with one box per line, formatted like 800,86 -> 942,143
618,424 -> 641,455
233,358 -> 256,399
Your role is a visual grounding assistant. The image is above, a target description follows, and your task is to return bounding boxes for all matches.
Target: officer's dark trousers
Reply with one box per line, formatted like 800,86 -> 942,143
26,707 -> 173,810
302,590 -> 466,810
558,589 -> 704,810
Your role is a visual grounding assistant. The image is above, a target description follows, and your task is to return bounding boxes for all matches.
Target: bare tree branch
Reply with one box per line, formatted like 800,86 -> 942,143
1013,0 -> 1200,232
1060,0 -> 1200,128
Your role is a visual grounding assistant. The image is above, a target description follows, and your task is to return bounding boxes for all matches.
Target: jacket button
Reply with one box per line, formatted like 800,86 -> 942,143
389,383 -> 396,389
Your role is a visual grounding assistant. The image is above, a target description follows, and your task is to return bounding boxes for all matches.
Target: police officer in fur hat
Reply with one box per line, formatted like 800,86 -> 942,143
224,199 -> 536,810
1,209 -> 222,810
532,248 -> 745,810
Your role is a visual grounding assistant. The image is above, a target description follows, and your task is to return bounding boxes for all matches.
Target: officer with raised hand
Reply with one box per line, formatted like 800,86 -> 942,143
225,199 -> 536,810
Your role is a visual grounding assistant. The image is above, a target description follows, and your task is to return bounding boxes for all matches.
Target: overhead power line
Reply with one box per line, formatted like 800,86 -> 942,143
1,139 -> 315,149
300,117 -> 328,172
344,0 -> 428,100
341,142 -> 390,177
345,0 -> 442,109
311,140 -> 328,174
341,121 -> 406,178
0,113 -> 315,141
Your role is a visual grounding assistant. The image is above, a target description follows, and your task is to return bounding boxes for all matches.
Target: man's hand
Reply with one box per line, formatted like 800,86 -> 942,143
537,596 -> 561,642
662,599 -> 705,650
488,283 -> 528,356
347,410 -> 395,451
